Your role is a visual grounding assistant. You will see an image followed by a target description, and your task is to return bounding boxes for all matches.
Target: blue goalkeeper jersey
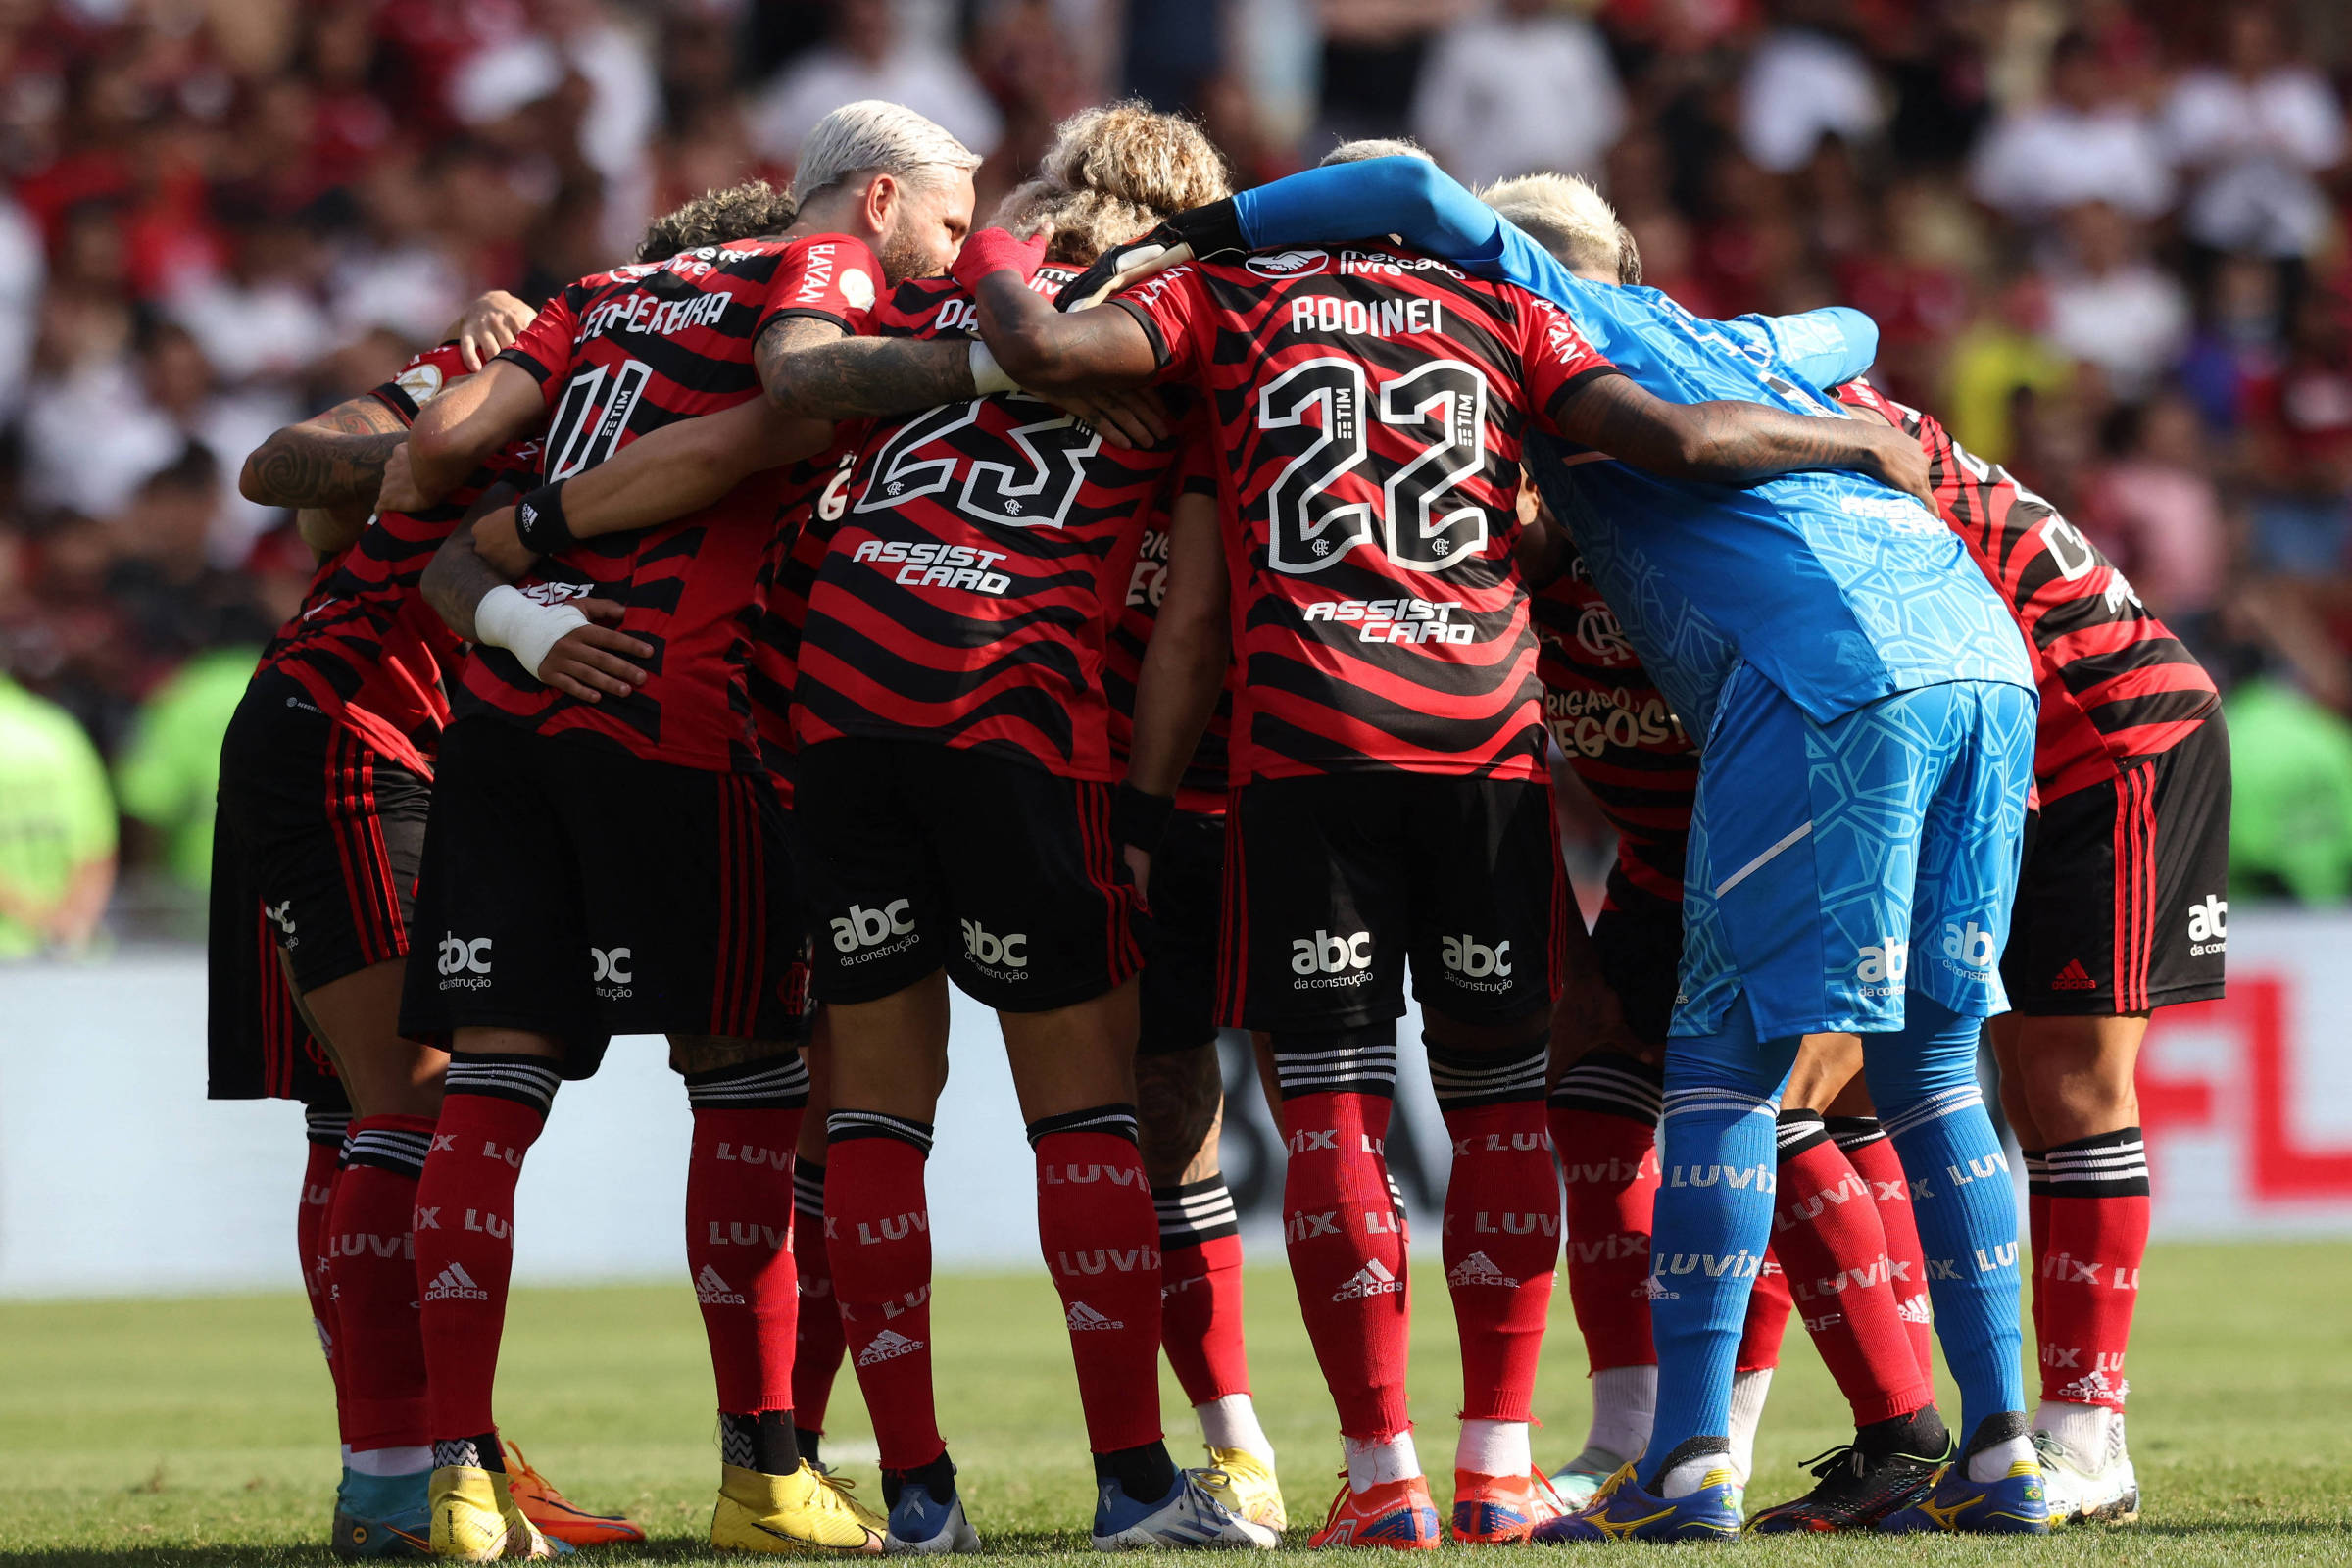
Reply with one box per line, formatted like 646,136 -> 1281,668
1230,158 -> 2032,740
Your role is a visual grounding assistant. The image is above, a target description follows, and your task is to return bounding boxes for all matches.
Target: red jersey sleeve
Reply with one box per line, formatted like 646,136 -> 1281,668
492,285 -> 586,407
366,343 -> 473,425
1107,265 -> 1212,381
757,233 -> 882,339
1516,293 -> 1622,433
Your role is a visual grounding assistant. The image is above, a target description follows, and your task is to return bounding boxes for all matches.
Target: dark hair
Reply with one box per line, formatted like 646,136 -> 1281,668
637,180 -> 800,263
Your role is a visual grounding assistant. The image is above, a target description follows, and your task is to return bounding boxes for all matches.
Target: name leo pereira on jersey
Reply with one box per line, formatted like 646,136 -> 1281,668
576,286 -> 735,345
851,537 -> 1014,594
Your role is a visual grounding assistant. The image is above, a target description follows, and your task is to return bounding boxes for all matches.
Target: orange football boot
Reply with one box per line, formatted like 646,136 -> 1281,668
503,1442 -> 646,1548
1308,1476 -> 1442,1549
1450,1467 -> 1570,1544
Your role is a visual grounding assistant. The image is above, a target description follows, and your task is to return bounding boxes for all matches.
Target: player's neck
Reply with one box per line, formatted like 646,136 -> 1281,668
785,191 -> 882,254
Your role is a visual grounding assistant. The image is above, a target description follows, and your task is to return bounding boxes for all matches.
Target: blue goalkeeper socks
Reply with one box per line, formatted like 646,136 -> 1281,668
1641,1022 -> 1797,1491
1865,995 -> 2025,1441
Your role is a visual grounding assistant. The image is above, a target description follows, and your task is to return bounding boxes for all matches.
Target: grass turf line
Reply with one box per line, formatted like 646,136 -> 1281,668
5,1244 -> 2350,1564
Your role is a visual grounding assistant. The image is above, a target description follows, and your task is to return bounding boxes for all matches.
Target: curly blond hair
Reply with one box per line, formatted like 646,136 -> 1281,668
637,180 -> 798,262
1477,172 -> 1623,282
993,101 -> 1231,266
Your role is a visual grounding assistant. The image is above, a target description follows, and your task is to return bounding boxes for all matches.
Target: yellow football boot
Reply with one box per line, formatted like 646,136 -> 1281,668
429,1465 -> 564,1561
1199,1448 -> 1289,1534
709,1462 -> 886,1555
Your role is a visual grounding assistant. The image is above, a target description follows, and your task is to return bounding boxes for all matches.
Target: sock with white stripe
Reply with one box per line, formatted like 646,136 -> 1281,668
2033,1126 -> 2149,1413
790,1158 -> 847,1460
1155,1177 -> 1254,1417
1427,1034 -> 1555,1471
1864,998 -> 2025,1442
417,1054 -> 560,1447
1029,1103 -> 1168,1473
825,1110 -> 945,1474
1640,1023 -> 1797,1493
1271,1026 -> 1411,1443
684,1054 -> 808,1464
335,1114 -> 437,1456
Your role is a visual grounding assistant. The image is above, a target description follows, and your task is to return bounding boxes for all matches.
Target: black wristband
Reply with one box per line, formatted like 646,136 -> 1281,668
1163,198 -> 1246,262
512,481 -> 575,556
1110,783 -> 1176,855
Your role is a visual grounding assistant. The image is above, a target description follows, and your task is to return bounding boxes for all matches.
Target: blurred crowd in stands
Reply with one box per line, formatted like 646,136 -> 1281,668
3,0 -> 2352,951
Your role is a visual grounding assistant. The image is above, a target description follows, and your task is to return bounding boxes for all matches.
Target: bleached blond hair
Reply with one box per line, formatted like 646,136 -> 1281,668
1320,137 -> 1436,167
790,100 -> 983,203
1479,172 -> 1624,281
993,102 -> 1231,266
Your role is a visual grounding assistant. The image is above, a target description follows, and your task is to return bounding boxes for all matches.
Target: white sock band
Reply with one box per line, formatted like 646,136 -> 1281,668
1343,1431 -> 1421,1494
1197,1394 -> 1275,1466
1726,1367 -> 1773,1486
1585,1364 -> 1656,1469
348,1445 -> 433,1477
1455,1418 -> 1531,1479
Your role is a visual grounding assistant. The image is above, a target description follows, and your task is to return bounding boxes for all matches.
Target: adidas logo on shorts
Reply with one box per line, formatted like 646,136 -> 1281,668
695,1264 -> 744,1306
858,1328 -> 924,1366
1331,1258 -> 1404,1301
2051,959 -> 2097,991
1064,1301 -> 1123,1332
423,1262 -> 489,1302
1446,1250 -> 1518,1289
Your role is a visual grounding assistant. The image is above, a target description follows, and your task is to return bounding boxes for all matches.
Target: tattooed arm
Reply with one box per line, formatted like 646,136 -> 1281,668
760,316 -> 977,419
1548,372 -> 1936,508
238,394 -> 409,510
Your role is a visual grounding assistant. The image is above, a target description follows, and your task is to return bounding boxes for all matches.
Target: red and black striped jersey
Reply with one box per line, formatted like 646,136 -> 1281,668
1530,563 -> 1695,902
464,232 -> 879,771
1836,378 -> 2221,804
1111,243 -> 1617,784
253,346 -> 535,776
747,435 -> 861,796
1103,433 -> 1233,814
792,267 -> 1191,781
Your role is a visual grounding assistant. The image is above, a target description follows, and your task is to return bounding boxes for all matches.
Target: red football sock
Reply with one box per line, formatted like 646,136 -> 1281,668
825,1119 -> 944,1470
2034,1129 -> 2150,1409
1275,1079 -> 1409,1441
1830,1118 -> 1935,1379
1772,1123 -> 1936,1423
299,1115 -> 349,1438
1550,1054 -> 1663,1374
1435,1082 -> 1558,1425
686,1101 -> 804,1415
1034,1111 -> 1165,1453
335,1114 -> 436,1450
1155,1180 -> 1250,1404
1737,1255 -> 1792,1373
791,1159 -> 850,1432
416,1056 -> 559,1442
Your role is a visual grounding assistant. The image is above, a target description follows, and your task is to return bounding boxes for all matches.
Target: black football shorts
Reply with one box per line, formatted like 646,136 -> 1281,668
2001,711 -> 2230,1016
1137,807 -> 1225,1056
1589,867 -> 1687,1049
1216,771 -> 1565,1033
399,717 -> 806,1066
794,737 -> 1142,1012
209,670 -> 424,1103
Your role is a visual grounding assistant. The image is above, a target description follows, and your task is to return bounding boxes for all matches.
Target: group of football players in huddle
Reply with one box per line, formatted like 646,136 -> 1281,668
212,93 -> 2227,1558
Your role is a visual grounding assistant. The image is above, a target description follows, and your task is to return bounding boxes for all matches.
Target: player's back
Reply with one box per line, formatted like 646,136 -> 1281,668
795,267 -> 1189,781
1835,378 -> 2219,802
1111,242 -> 1615,783
1525,274 -> 2032,739
466,234 -> 875,772
1530,562 -> 1695,903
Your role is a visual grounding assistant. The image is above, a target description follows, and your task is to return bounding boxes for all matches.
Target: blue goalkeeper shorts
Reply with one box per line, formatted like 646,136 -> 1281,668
1672,663 -> 2035,1041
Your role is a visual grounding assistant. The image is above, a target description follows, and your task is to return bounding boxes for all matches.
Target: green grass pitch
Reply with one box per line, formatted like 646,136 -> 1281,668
7,1245 -> 2351,1565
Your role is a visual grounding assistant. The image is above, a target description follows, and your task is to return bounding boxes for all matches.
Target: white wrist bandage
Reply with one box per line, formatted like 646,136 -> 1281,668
473,585 -> 588,681
968,339 -> 1018,396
